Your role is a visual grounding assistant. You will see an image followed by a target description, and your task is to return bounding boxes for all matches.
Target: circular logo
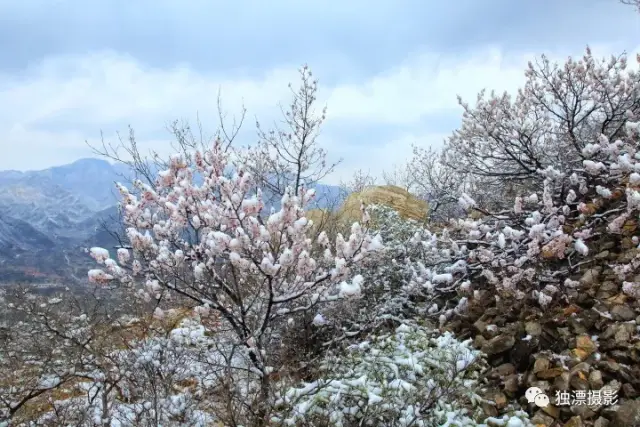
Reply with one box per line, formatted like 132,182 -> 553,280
525,387 -> 549,407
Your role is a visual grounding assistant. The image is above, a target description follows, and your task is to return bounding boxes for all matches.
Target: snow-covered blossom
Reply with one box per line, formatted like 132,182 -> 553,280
458,193 -> 477,209
88,269 -> 113,284
574,239 -> 589,256
514,197 -> 523,214
117,248 -> 130,264
583,160 -> 606,175
608,213 -> 629,234
622,282 -> 640,299
596,185 -> 612,198
338,275 -> 364,298
312,313 -> 327,326
535,291 -> 552,308
89,247 -> 110,264
627,189 -> 640,211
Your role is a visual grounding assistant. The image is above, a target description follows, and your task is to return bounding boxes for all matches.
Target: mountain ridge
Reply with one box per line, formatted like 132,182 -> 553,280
0,158 -> 344,285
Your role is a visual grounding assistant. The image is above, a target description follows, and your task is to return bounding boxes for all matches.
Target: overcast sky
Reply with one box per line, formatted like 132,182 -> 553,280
1,0 -> 640,184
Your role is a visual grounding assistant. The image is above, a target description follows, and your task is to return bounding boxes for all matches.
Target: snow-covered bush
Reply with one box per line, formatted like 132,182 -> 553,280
272,323 -> 531,427
269,205 -> 451,404
308,204 -> 445,349
0,288 -> 220,426
1,295 -> 242,426
34,315 -> 219,427
0,289 -> 109,424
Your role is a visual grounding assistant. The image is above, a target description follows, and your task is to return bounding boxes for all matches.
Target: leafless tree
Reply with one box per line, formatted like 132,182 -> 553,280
237,65 -> 341,207
381,164 -> 417,193
339,168 -> 376,195
406,145 -> 467,223
0,287 -> 130,424
620,0 -> 640,11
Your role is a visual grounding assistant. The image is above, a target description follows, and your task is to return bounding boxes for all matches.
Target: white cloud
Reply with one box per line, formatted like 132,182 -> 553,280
328,132 -> 450,186
0,51 -> 300,169
324,43 -> 640,125
3,52 -> 295,124
325,48 -> 525,125
1,43 -> 638,185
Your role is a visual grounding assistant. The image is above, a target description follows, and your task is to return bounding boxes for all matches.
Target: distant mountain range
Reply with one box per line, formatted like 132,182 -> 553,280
0,158 -> 344,285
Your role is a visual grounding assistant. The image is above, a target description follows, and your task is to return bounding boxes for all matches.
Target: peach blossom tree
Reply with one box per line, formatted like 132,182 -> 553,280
396,50 -> 640,339
87,139 -> 383,425
423,48 -> 640,211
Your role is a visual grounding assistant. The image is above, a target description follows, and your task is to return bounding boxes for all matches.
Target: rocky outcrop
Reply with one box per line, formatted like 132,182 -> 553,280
305,186 -> 428,235
441,218 -> 640,427
339,185 -> 428,222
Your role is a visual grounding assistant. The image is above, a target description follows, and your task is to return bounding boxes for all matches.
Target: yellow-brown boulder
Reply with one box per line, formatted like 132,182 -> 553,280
339,185 -> 428,222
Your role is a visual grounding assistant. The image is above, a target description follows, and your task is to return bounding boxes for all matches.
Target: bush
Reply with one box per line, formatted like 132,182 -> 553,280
272,322 -> 531,427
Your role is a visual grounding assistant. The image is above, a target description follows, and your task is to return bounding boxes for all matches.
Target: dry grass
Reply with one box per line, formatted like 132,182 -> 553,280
306,185 -> 428,234
340,185 -> 428,222
9,377 -> 93,424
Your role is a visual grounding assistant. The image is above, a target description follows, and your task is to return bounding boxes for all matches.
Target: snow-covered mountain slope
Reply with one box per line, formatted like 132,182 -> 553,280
0,158 -> 344,284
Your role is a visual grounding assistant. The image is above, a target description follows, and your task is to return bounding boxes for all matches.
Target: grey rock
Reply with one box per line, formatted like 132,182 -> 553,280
611,305 -> 636,321
594,417 -> 610,427
481,334 -> 515,355
589,370 -> 604,390
611,400 -> 640,427
525,321 -> 543,336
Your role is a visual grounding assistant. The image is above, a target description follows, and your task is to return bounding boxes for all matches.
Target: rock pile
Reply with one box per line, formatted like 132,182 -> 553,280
442,227 -> 640,426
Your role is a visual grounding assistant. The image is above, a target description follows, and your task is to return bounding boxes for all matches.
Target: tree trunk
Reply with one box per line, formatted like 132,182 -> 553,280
252,374 -> 271,427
